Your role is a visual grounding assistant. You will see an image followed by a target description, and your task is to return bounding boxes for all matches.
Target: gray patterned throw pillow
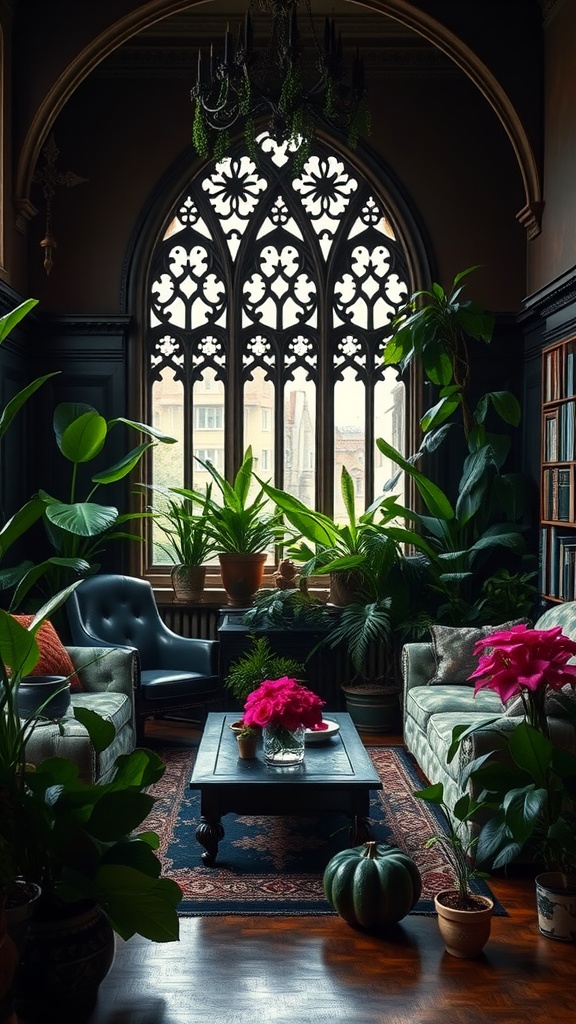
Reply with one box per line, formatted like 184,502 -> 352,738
428,620 -> 526,686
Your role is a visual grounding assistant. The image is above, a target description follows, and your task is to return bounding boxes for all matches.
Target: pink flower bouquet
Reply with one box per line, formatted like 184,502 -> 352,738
243,677 -> 327,732
467,623 -> 576,734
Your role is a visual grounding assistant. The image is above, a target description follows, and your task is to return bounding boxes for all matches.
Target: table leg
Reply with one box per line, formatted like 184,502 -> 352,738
196,816 -> 224,866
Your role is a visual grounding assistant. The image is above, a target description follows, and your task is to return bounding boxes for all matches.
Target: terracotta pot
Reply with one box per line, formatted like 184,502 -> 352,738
171,564 -> 206,603
434,891 -> 493,958
237,732 -> 259,759
536,872 -> 576,941
219,552 -> 267,607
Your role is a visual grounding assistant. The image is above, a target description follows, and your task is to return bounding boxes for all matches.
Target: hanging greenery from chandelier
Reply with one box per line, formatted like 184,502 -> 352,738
191,0 -> 371,172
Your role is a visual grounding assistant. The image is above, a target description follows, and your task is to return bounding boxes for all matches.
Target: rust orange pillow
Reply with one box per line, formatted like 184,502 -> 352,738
11,615 -> 82,693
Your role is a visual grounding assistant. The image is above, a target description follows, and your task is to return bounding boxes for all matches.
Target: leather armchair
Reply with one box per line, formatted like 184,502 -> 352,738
67,574 -> 221,741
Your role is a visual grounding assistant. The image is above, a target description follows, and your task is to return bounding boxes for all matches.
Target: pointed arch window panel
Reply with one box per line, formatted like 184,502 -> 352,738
146,133 -> 410,571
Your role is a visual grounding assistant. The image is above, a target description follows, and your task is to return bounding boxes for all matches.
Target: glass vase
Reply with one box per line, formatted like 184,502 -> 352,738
262,723 -> 306,766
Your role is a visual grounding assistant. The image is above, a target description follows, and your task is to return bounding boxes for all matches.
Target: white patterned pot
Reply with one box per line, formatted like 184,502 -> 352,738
536,872 -> 576,941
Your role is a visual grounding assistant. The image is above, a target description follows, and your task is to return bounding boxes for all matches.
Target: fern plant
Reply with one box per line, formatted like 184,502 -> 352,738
225,635 -> 305,704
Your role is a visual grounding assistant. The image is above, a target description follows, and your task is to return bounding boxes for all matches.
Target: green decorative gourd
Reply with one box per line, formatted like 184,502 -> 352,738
323,841 -> 422,929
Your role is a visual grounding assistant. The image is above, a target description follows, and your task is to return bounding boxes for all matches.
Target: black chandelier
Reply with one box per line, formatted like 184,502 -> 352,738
191,0 -> 370,169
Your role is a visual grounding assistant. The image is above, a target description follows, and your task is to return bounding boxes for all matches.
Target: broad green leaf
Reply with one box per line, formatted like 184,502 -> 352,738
0,298 -> 38,342
456,305 -> 494,342
59,411 -> 108,462
420,391 -> 461,432
0,373 -> 59,440
53,403 -> 97,446
414,782 -> 444,804
73,704 -> 116,753
91,442 -> 155,484
0,497 -> 46,557
46,501 -> 118,537
508,721 -> 553,784
421,343 -> 453,386
375,437 -> 454,520
0,609 -> 39,677
10,557 -> 90,609
108,416 -> 177,443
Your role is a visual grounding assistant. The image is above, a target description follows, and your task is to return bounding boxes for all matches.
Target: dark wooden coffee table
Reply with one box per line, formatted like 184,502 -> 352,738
189,712 -> 383,865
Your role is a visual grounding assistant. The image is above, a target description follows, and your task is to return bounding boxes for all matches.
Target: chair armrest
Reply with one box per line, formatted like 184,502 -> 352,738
401,642 -> 436,693
67,645 -> 139,700
156,630 -> 219,675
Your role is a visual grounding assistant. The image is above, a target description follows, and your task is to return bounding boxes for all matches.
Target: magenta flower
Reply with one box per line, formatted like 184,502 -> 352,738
243,676 -> 327,731
467,624 -> 576,733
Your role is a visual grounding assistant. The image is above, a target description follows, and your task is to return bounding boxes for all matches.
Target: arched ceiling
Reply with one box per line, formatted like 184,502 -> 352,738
14,0 -> 543,238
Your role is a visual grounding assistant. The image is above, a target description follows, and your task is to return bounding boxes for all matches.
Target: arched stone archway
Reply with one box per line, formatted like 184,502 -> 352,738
14,0 -> 543,238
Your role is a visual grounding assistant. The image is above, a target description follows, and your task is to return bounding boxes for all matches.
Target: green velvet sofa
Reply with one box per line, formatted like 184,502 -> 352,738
400,602 -> 576,814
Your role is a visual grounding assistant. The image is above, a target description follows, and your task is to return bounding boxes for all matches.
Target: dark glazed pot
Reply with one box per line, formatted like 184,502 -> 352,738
14,900 -> 115,1022
17,676 -> 70,720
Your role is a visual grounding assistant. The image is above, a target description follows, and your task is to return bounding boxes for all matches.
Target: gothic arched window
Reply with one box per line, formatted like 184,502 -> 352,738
146,133 -> 410,571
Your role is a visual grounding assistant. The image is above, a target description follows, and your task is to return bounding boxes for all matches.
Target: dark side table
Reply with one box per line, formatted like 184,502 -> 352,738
189,711 -> 383,865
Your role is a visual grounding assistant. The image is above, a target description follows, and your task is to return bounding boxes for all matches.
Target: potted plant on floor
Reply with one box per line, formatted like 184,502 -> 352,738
139,483 -> 217,602
448,622 -> 576,941
414,782 -> 493,958
0,586 -> 182,1020
172,446 -> 287,607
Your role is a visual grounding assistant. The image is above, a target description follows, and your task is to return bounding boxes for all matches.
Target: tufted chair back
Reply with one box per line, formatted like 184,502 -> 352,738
67,574 -> 163,667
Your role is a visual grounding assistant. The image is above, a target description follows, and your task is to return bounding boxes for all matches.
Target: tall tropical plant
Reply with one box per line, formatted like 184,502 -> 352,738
380,266 -> 535,625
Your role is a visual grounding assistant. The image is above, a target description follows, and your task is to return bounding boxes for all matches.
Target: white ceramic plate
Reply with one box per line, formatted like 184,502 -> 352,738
305,719 -> 340,744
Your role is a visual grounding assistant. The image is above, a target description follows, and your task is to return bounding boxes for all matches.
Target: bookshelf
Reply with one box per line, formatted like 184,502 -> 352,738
541,335 -> 576,601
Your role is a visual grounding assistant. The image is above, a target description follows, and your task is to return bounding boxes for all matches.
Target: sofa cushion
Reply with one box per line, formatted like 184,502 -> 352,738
12,615 -> 82,692
429,620 -> 526,686
406,683 -> 502,734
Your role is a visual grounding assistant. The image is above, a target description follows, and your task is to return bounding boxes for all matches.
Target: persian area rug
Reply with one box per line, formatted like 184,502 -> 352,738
144,744 -> 504,917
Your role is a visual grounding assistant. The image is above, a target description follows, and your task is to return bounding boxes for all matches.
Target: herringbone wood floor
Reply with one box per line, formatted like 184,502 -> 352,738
85,721 -> 574,1024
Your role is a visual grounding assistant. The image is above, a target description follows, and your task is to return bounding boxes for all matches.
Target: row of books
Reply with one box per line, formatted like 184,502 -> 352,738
540,527 -> 576,600
542,401 -> 576,461
544,342 -> 576,402
542,466 -> 572,521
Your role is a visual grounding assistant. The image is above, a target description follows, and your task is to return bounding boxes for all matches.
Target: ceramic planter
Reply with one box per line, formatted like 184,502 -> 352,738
171,564 -> 206,603
536,872 -> 576,941
17,676 -> 70,720
434,891 -> 494,958
341,683 -> 401,734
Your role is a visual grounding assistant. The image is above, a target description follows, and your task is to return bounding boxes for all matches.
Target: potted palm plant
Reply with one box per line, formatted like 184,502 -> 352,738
173,446 -> 286,607
414,782 -> 493,958
140,483 -> 217,602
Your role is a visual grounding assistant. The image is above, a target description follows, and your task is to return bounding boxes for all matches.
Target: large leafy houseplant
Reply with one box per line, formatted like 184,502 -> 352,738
0,589 -> 182,942
180,446 -> 285,555
379,265 -> 535,626
448,624 -> 576,877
